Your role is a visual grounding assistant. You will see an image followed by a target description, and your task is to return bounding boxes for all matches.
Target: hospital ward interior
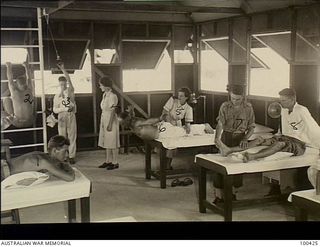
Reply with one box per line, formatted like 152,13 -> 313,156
1,0 -> 320,227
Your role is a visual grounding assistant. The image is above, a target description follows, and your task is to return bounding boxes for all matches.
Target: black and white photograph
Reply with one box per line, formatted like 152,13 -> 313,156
1,0 -> 320,240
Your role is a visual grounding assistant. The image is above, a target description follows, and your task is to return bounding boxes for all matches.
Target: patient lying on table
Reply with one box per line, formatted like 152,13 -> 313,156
216,135 -> 306,163
118,111 -> 214,141
1,135 -> 75,183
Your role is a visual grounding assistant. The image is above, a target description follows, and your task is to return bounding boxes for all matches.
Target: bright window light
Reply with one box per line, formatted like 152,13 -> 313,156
122,41 -> 171,92
94,49 -> 117,64
123,50 -> 171,92
200,40 -> 228,92
1,48 -> 28,64
34,50 -> 92,96
174,50 -> 194,63
249,47 -> 289,97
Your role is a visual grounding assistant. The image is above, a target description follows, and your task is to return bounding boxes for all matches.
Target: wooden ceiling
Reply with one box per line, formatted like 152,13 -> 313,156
1,0 -> 319,23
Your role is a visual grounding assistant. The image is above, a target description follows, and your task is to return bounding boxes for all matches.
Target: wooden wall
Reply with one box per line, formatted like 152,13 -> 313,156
2,4 -> 319,155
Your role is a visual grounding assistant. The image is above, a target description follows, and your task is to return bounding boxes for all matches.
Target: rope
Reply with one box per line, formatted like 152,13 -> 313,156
44,13 -> 60,61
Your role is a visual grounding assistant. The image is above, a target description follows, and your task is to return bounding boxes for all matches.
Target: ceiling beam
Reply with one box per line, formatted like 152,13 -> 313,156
1,1 -> 59,8
49,9 -> 193,23
65,2 -> 244,14
46,1 -> 74,15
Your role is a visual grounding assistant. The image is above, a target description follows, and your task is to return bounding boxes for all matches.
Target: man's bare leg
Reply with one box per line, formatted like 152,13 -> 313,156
242,142 -> 286,163
216,137 -> 265,157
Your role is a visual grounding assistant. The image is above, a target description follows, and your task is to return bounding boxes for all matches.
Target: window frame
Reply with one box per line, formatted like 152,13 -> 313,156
248,31 -> 292,98
199,36 -> 230,94
121,38 -> 173,93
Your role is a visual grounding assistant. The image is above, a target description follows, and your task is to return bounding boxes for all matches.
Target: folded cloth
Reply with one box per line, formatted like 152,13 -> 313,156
1,171 -> 50,190
46,113 -> 58,128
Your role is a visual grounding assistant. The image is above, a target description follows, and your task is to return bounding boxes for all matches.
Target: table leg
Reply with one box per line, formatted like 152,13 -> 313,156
80,197 -> 90,223
223,175 -> 233,222
199,166 -> 207,213
294,206 -> 308,221
159,146 -> 167,189
68,199 -> 77,223
145,142 -> 151,179
12,209 -> 20,224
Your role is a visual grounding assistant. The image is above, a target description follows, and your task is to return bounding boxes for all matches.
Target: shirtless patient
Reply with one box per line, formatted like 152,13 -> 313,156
216,134 -> 306,163
2,61 -> 35,129
1,135 -> 75,182
118,108 -> 214,141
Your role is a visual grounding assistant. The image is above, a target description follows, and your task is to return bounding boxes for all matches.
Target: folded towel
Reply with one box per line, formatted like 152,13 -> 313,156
1,171 -> 50,190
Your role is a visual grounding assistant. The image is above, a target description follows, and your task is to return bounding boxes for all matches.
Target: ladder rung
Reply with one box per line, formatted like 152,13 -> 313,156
1,79 -> 38,83
1,45 -> 39,48
29,62 -> 40,65
1,28 -> 39,31
10,143 -> 44,149
1,127 -> 44,133
36,111 -> 44,114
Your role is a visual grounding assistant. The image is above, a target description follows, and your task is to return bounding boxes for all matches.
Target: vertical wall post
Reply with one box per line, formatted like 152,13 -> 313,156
37,7 -> 47,152
90,22 -> 98,147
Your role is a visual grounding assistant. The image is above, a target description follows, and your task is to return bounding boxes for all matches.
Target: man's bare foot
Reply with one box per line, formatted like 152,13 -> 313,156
216,139 -> 232,157
242,152 -> 252,163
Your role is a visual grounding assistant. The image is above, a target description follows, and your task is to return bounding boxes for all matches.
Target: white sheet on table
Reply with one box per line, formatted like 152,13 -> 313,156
156,134 -> 215,150
195,146 -> 319,175
288,189 -> 320,203
1,171 -> 50,190
1,168 -> 91,211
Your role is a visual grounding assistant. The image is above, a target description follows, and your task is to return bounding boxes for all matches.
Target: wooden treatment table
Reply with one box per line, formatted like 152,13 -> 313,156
1,168 -> 92,223
195,147 -> 319,221
145,134 -> 215,188
288,189 -> 320,221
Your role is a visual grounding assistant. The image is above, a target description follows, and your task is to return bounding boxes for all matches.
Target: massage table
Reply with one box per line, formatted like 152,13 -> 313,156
195,146 -> 319,221
1,168 -> 92,223
288,189 -> 320,221
145,134 -> 215,188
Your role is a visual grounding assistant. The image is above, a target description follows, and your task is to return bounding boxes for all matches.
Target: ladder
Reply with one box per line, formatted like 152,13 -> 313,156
1,8 -> 47,152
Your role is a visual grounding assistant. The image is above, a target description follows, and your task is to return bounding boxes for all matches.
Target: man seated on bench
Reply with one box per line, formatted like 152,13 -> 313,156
1,135 -> 75,182
118,110 -> 214,141
216,134 -> 306,163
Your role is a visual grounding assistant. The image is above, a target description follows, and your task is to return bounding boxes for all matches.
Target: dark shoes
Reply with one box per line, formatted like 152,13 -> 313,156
171,178 -> 193,187
69,158 -> 76,164
264,184 -> 281,197
212,194 -> 237,204
107,163 -> 119,170
99,162 -> 120,170
99,162 -> 112,168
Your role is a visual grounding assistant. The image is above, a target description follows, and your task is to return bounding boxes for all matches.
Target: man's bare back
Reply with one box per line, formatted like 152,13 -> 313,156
10,151 -> 75,182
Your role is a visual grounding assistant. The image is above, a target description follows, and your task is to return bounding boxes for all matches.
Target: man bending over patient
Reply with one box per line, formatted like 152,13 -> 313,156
216,134 -> 306,163
1,135 -> 75,182
118,109 -> 214,141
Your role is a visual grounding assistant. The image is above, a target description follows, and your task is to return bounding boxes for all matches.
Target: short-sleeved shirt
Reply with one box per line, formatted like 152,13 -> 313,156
163,97 -> 193,127
281,103 -> 320,149
218,101 -> 255,134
